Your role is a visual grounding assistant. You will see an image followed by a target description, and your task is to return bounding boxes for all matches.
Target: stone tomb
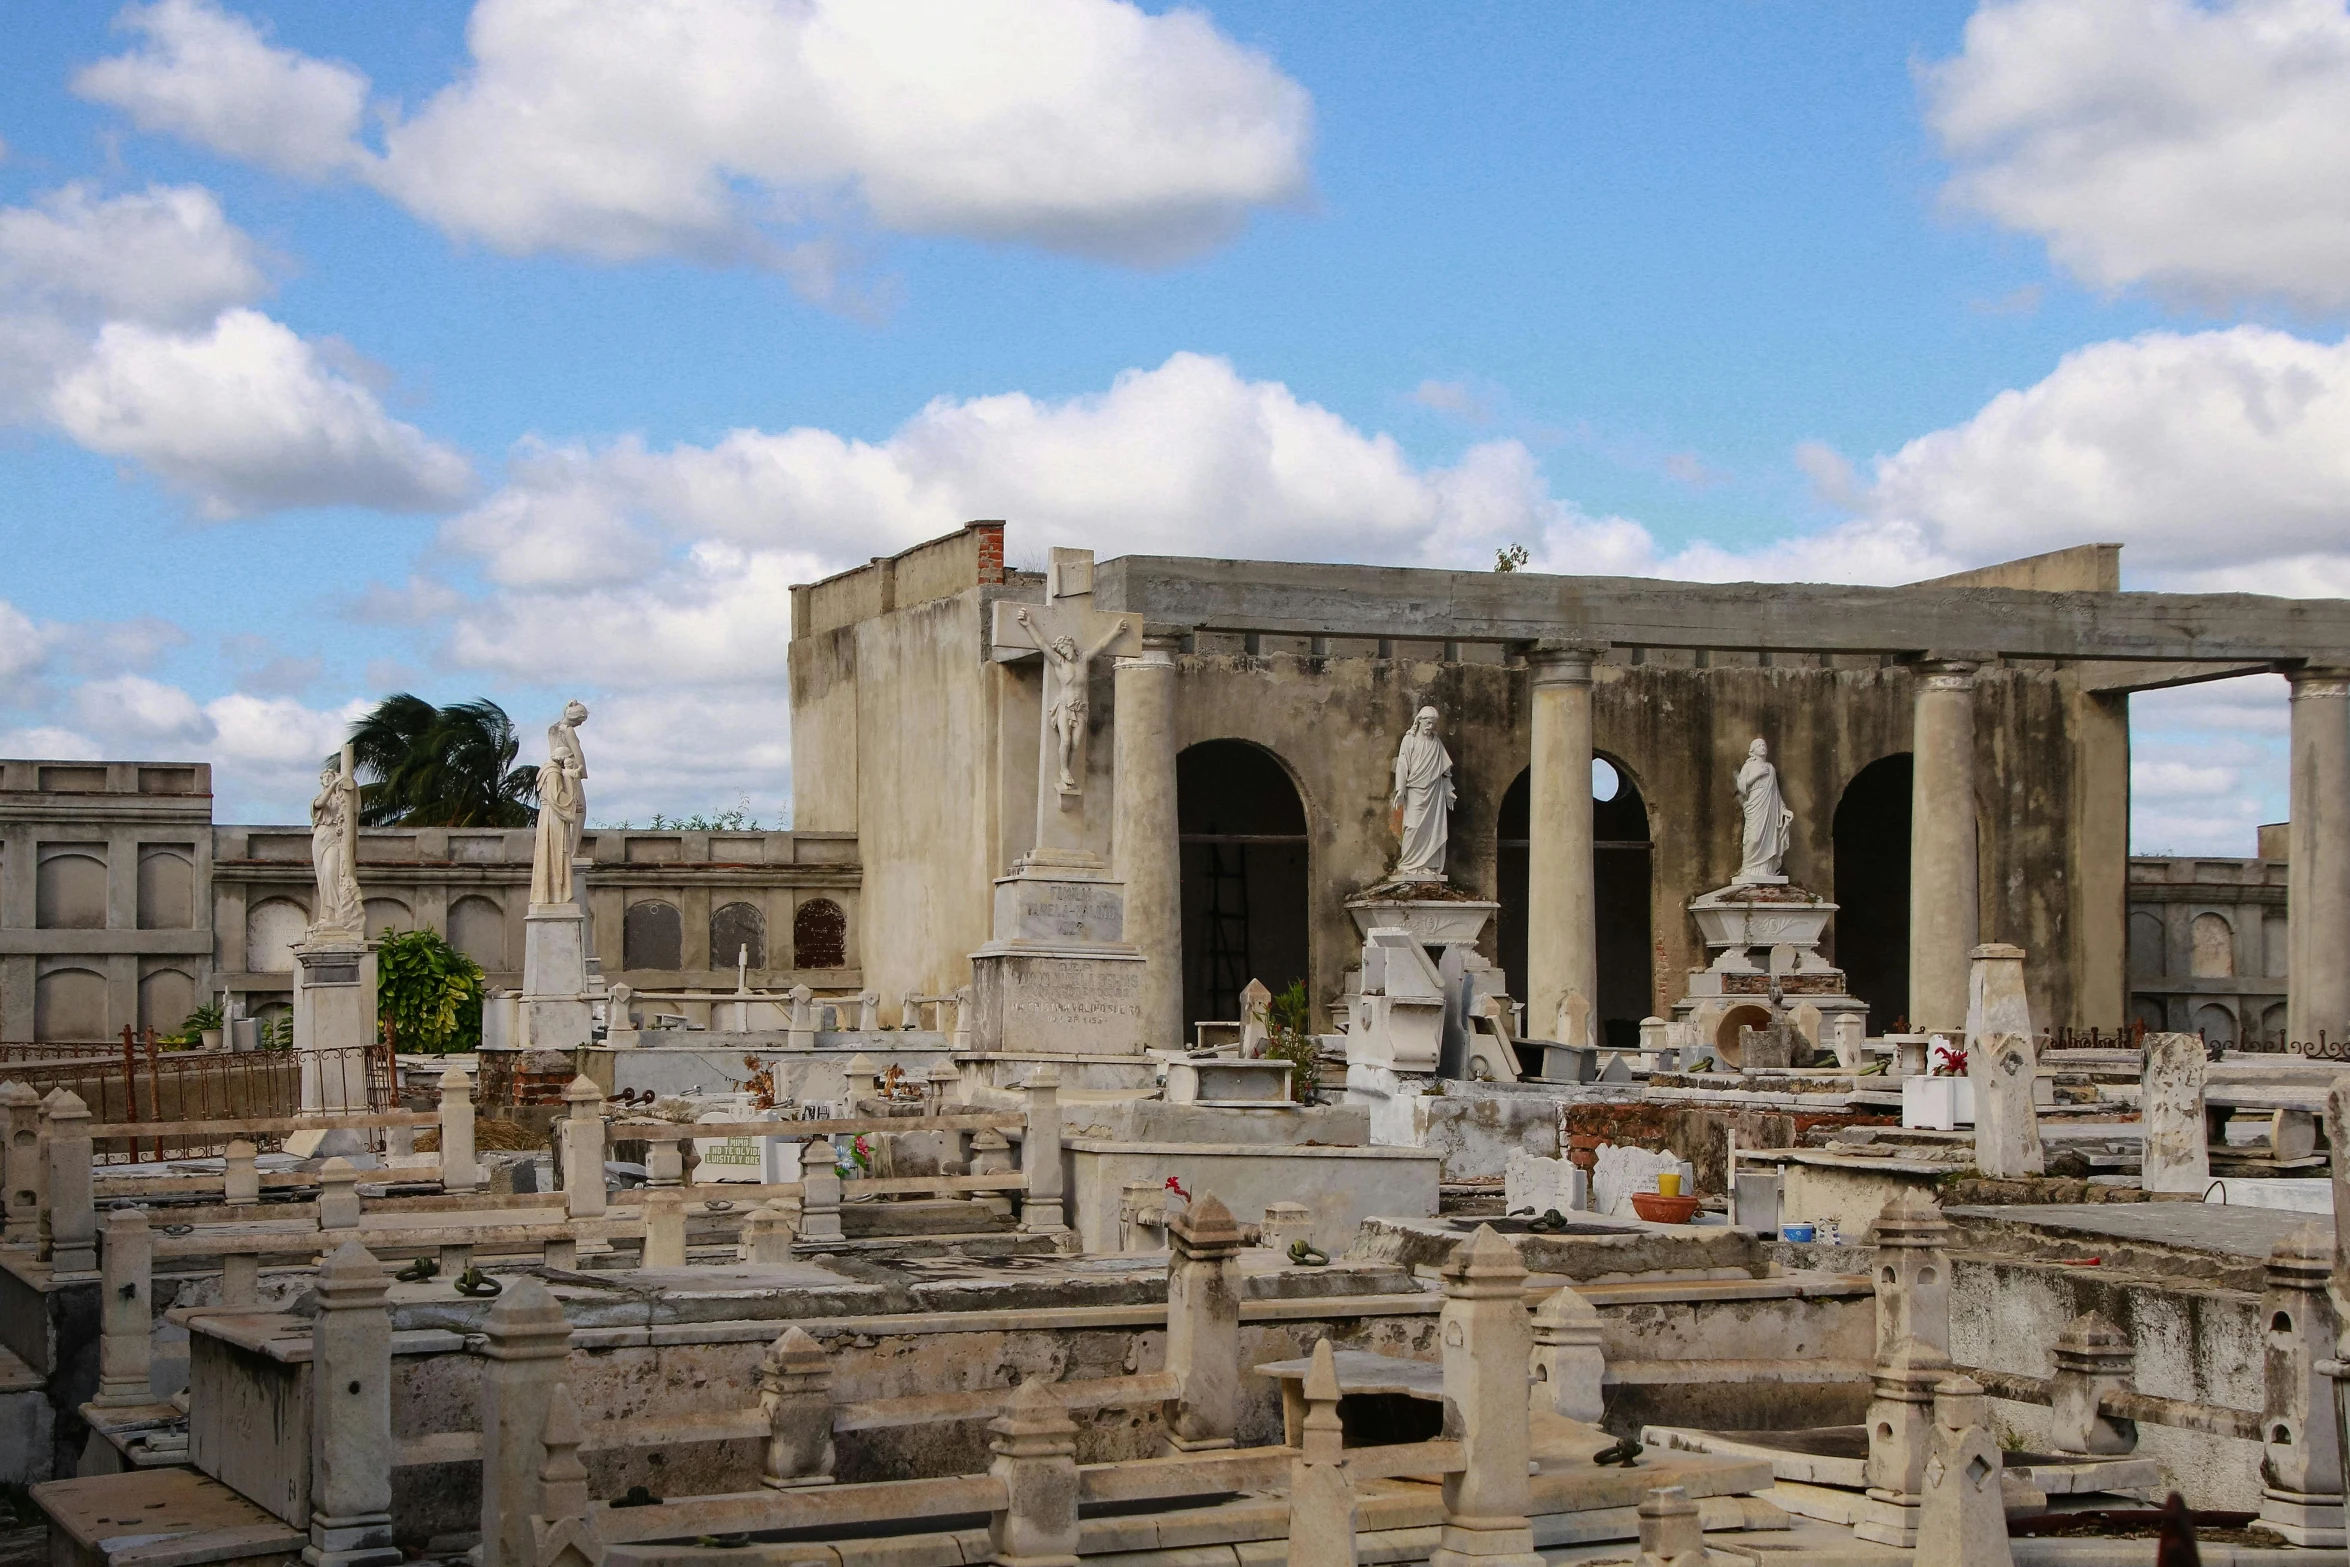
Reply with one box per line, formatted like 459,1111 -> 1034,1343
1670,883 -> 1865,1063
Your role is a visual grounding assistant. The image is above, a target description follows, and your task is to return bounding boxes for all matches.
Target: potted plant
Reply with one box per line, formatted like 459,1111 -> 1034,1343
1902,1041 -> 1975,1130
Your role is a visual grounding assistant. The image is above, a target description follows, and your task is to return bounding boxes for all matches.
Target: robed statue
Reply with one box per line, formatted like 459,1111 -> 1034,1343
530,700 -> 590,906
1733,736 -> 1794,884
308,749 -> 363,940
1390,705 -> 1456,882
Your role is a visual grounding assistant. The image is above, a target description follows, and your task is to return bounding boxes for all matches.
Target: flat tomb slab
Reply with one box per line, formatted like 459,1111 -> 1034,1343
1946,1201 -> 2318,1263
32,1467 -> 302,1567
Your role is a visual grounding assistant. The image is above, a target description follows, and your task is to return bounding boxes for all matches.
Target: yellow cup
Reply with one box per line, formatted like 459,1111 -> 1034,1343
1656,1172 -> 1681,1198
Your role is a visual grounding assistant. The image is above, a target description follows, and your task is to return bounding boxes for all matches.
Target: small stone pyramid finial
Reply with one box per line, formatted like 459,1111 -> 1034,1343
1303,1337 -> 1341,1404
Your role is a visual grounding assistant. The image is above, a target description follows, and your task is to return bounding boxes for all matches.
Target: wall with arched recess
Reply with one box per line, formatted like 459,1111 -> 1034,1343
364,898 -> 413,940
37,845 -> 108,930
35,966 -> 108,1040
2189,912 -> 2235,979
448,895 -> 506,970
791,898 -> 846,970
139,966 -> 197,1034
1176,739 -> 1310,1029
245,898 -> 309,974
137,845 -> 195,929
624,900 -> 683,971
711,902 -> 766,970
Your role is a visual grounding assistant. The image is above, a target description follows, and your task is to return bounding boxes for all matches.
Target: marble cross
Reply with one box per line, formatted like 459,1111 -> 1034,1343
991,547 -> 1141,858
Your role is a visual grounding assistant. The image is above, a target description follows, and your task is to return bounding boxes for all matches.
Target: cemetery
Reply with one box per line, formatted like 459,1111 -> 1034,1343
5,524 -> 2350,1564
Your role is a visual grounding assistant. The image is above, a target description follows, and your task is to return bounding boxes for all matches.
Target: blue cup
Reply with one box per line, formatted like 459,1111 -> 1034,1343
1781,1222 -> 1816,1243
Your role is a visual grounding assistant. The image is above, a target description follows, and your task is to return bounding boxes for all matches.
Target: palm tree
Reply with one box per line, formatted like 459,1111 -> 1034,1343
346,695 -> 540,827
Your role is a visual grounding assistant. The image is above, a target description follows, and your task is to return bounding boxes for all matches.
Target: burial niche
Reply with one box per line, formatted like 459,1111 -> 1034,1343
1178,740 -> 1309,1030
713,902 -> 766,970
791,898 -> 845,970
623,900 -> 683,971
448,895 -> 505,970
136,845 -> 194,929
1495,755 -> 1653,1049
1832,753 -> 1911,1031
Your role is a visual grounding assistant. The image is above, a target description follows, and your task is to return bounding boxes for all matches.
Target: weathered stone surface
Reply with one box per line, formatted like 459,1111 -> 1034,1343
2140,1033 -> 2211,1194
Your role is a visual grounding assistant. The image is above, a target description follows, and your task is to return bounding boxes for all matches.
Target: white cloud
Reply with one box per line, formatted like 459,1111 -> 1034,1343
0,183 -> 267,330
1926,0 -> 2350,311
71,673 -> 211,744
73,0 -> 367,179
78,0 -> 1311,278
0,727 -> 104,762
582,688 -> 795,827
0,602 -> 56,694
50,308 -> 474,517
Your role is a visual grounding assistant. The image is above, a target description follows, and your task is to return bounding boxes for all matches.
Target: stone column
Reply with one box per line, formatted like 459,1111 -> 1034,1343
479,1277 -> 573,1567
0,1082 -> 39,1248
318,1158 -> 361,1230
437,1068 -> 479,1194
526,1386 -> 601,1567
798,1139 -> 844,1243
640,1188 -> 686,1268
988,1379 -> 1080,1567
1019,1067 -> 1066,1239
224,1139 -> 260,1206
1909,659 -> 1981,1036
95,1207 -> 152,1406
1857,1335 -> 1951,1547
1870,1192 -> 1953,1360
305,1239 -> 399,1567
1115,636 -> 1183,1052
1431,1227 -> 1543,1567
2140,1033 -> 2211,1194
45,1089 -> 95,1276
1163,1194 -> 1243,1452
2048,1313 -> 2136,1456
1915,1376 -> 2011,1567
1529,1285 -> 1604,1423
759,1325 -> 835,1489
1527,644 -> 1599,1042
1287,1340 -> 1358,1567
559,1076 -> 605,1220
2290,667 -> 2350,1050
2258,1228 -> 2344,1547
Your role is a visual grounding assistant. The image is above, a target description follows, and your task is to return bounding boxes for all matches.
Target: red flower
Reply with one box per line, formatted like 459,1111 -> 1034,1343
1165,1176 -> 1192,1202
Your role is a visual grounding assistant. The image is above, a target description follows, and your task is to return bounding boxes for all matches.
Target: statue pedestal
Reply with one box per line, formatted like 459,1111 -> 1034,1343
292,937 -> 375,1154
1667,884 -> 1866,1065
515,903 -> 593,1051
1339,896 -> 1508,1083
966,852 -> 1151,1089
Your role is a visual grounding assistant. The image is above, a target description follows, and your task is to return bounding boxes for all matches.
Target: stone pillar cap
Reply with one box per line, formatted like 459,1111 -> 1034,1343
1442,1224 -> 1530,1293
1968,943 -> 2026,960
1170,1193 -> 1243,1251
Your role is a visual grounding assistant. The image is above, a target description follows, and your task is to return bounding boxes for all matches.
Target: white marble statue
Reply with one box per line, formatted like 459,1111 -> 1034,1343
1390,705 -> 1456,882
529,699 -> 590,907
1016,607 -> 1126,796
1733,736 -> 1794,885
308,748 -> 363,940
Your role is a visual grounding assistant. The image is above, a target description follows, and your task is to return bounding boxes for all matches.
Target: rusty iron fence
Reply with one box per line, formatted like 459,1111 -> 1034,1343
0,1028 -> 396,1162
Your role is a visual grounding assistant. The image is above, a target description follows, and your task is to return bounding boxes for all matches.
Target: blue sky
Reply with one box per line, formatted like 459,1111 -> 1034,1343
3,0 -> 2344,847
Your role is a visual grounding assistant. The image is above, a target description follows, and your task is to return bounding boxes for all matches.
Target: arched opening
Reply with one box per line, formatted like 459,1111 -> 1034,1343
1178,740 -> 1309,1030
2190,912 -> 2235,978
791,898 -> 845,970
138,967 -> 196,1034
1494,756 -> 1653,1048
448,895 -> 506,970
245,898 -> 308,974
2128,911 -> 2166,979
36,846 -> 107,930
1832,754 -> 1912,1031
623,900 -> 683,971
713,902 -> 767,971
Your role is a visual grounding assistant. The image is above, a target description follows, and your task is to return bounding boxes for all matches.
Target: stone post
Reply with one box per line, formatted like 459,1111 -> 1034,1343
1870,1191 -> 1953,1359
1163,1195 -> 1244,1451
480,1277 -> 574,1567
95,1206 -> 153,1406
1915,1376 -> 2012,1567
2258,1227 -> 2344,1547
526,1386 -> 602,1567
2048,1313 -> 2137,1455
971,1129 -> 1016,1219
640,1188 -> 686,1269
759,1325 -> 836,1489
438,1067 -> 480,1194
222,1248 -> 259,1309
225,1139 -> 260,1206
45,1089 -> 95,1275
1529,1285 -> 1605,1423
2140,1033 -> 2211,1194
559,1076 -> 605,1220
1287,1339 -> 1358,1567
319,1158 -> 361,1230
786,985 -> 816,1051
0,1082 -> 39,1247
1858,1335 -> 1952,1547
1115,636 -> 1184,1052
1527,644 -> 1600,1043
305,1239 -> 400,1567
1019,1067 -> 1067,1239
2327,1082 -> 2350,1491
2288,666 -> 2350,1049
1972,1032 -> 2045,1180
1635,1485 -> 1703,1567
1431,1226 -> 1543,1567
988,1379 -> 1080,1567
1260,1201 -> 1313,1257
740,1203 -> 797,1264
798,1139 -> 844,1243
1908,658 -> 1980,1036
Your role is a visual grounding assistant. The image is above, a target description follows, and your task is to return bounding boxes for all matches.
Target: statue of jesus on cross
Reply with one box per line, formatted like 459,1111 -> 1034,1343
991,548 -> 1142,860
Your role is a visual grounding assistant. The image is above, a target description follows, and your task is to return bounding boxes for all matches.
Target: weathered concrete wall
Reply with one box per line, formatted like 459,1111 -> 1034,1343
788,624 -> 859,834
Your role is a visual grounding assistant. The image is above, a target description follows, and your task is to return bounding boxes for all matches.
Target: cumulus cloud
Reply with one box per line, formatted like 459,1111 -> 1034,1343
0,182 -> 267,331
73,0 -> 367,179
1926,0 -> 2350,311
76,0 -> 1311,279
49,308 -> 473,517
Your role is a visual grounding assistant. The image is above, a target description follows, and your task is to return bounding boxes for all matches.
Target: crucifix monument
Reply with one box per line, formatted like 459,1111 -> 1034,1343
968,548 -> 1151,1075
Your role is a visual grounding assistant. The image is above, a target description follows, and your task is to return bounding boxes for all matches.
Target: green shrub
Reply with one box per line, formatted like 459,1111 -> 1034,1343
1263,979 -> 1320,1101
376,929 -> 485,1054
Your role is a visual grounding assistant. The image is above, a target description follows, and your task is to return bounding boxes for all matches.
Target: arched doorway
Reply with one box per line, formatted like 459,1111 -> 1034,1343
1178,741 -> 1309,1031
1833,754 -> 1912,1032
1495,756 -> 1653,1048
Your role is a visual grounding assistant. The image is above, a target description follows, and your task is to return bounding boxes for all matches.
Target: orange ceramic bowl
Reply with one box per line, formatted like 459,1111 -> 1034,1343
1629,1191 -> 1700,1225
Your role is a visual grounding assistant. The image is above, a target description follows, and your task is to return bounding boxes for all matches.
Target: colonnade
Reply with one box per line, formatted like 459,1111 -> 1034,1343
1101,634 -> 2350,1051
